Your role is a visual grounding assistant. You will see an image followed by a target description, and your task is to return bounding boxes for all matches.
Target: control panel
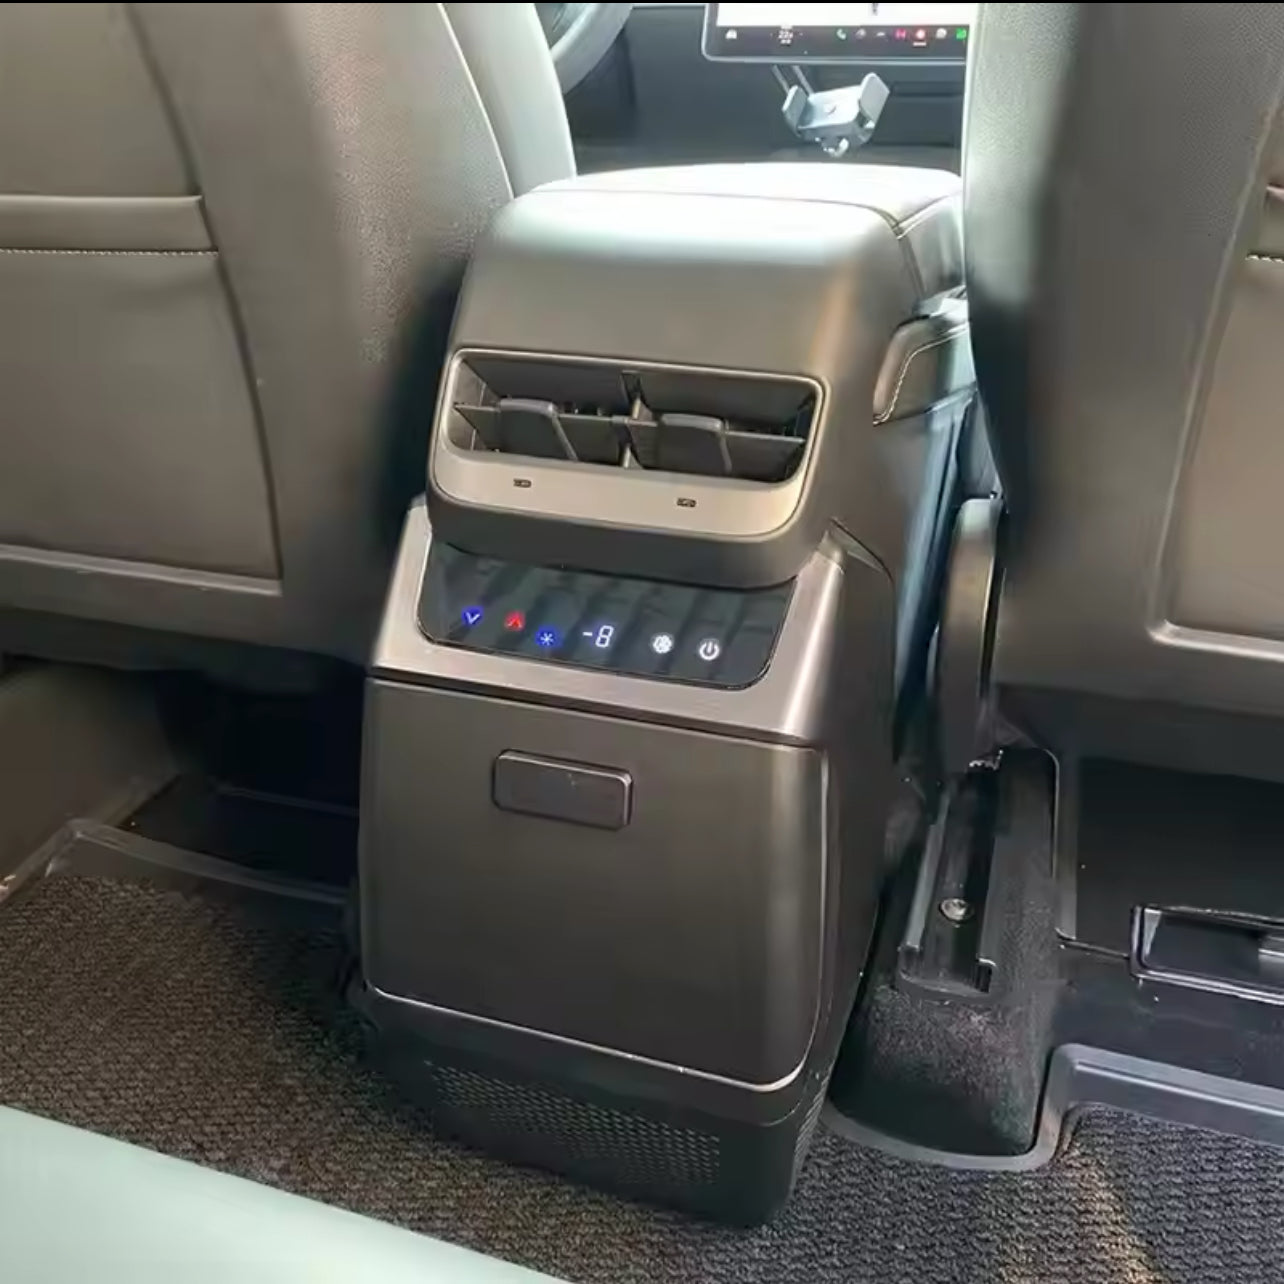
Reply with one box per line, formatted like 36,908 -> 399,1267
418,544 -> 793,689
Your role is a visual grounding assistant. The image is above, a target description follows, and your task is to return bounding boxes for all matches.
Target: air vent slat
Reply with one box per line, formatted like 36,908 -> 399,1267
725,432 -> 805,482
495,399 -> 572,460
456,404 -> 503,450
636,369 -> 811,424
468,356 -> 629,412
656,414 -> 731,476
448,354 -> 815,483
562,413 -> 625,465
626,420 -> 657,469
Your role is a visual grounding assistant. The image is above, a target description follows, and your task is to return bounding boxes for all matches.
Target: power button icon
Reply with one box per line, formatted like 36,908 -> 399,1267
697,638 -> 722,663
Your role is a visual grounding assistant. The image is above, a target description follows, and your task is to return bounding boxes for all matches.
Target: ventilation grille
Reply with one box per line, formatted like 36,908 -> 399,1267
447,353 -> 817,484
425,1059 -> 723,1193
791,1081 -> 828,1180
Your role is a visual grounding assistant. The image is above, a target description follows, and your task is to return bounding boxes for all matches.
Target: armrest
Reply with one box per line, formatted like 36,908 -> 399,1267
546,162 -> 961,300
428,160 -> 963,587
874,299 -> 973,425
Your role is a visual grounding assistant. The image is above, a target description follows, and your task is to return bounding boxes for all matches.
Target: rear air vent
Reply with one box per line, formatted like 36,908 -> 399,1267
446,353 -> 817,483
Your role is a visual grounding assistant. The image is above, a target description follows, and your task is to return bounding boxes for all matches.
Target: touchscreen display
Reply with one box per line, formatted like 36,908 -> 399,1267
704,3 -> 976,63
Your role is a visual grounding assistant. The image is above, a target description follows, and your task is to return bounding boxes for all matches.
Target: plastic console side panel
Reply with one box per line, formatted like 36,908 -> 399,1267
826,1043 -> 1284,1171
427,170 -> 928,587
372,500 -> 885,746
360,678 -> 826,1087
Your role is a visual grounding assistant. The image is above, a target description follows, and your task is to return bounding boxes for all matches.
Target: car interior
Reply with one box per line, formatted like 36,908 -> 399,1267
3,2 -> 1284,1280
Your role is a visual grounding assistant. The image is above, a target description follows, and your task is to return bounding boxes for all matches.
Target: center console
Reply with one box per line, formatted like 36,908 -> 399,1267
355,163 -> 968,1222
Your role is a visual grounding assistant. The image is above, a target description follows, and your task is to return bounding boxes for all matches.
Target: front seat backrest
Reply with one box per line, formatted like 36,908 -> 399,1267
0,3 -> 573,664
964,2 -> 1284,779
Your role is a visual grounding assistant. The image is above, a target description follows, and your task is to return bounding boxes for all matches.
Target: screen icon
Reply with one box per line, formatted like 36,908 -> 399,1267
936,27 -> 948,39
697,638 -> 722,663
583,624 -> 615,650
504,610 -> 525,632
461,606 -> 483,628
956,28 -> 968,40
535,627 -> 560,649
650,632 -> 675,655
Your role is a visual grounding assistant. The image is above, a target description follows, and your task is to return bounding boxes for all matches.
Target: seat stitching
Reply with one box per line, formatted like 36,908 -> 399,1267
894,196 -> 961,298
0,248 -> 216,257
1248,252 -> 1284,264
895,192 -> 957,237
874,323 -> 971,425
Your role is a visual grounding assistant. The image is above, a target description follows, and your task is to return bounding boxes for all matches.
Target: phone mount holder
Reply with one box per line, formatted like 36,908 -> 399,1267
773,67 -> 889,159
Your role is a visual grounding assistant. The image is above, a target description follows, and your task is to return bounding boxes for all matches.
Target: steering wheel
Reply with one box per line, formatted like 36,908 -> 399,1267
535,3 -> 633,92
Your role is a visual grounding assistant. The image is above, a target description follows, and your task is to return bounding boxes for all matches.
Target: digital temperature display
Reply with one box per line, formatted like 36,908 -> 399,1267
418,544 -> 794,689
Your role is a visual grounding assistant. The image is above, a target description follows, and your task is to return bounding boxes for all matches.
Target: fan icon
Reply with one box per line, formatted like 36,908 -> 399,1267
650,632 -> 675,655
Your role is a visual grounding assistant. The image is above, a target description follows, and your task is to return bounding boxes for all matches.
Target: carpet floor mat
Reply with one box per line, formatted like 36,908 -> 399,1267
0,873 -> 1278,1284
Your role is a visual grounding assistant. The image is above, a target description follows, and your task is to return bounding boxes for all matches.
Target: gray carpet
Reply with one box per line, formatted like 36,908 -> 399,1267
0,873 -> 1281,1284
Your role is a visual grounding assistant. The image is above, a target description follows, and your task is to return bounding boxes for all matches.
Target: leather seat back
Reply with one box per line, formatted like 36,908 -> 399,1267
964,2 -> 1284,779
0,3 -> 572,665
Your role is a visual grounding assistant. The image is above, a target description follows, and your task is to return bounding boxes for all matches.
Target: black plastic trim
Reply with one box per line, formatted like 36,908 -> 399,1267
825,1042 -> 1284,1171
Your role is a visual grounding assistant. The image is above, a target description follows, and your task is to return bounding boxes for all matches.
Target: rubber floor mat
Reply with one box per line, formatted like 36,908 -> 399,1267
0,873 -> 1280,1284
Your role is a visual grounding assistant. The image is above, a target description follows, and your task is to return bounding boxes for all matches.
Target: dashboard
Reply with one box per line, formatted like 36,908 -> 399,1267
704,3 -> 976,64
566,3 -> 966,173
